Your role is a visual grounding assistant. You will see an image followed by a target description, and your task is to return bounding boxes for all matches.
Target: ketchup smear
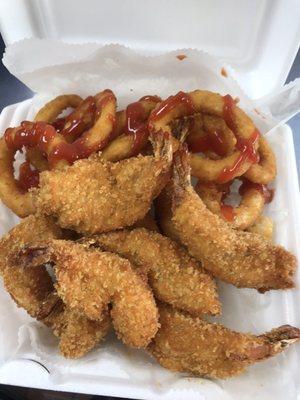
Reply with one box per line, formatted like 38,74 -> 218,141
239,179 -> 274,204
188,127 -> 228,157
17,161 -> 39,192
150,91 -> 195,121
124,101 -> 149,157
220,204 -> 235,222
217,94 -> 259,183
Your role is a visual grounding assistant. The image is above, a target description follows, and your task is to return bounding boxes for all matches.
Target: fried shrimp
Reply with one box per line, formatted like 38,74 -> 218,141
148,305 -> 300,379
162,147 -> 296,291
16,240 -> 159,348
81,228 -> 221,316
34,131 -> 172,234
40,293 -> 111,359
0,215 -> 62,316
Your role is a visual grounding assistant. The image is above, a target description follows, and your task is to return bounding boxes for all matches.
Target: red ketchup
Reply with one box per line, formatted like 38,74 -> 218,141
220,204 -> 235,222
124,101 -> 149,157
217,95 -> 259,183
4,121 -> 57,152
239,179 -> 274,204
60,96 -> 96,139
188,128 -> 228,157
150,91 -> 195,121
17,162 -> 39,192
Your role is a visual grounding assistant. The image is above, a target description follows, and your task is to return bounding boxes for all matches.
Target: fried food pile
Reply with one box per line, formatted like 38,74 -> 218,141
0,89 -> 299,379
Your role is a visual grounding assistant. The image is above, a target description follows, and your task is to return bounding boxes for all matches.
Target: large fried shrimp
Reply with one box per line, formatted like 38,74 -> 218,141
148,305 -> 300,379
34,132 -> 172,234
16,240 -> 159,348
161,147 -> 296,291
81,228 -> 221,316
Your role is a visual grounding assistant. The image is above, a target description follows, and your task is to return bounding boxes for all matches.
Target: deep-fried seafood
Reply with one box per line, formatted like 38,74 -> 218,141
16,240 -> 159,348
148,91 -> 259,182
40,293 -> 110,359
148,305 -> 300,379
160,147 -> 296,291
0,215 -> 62,315
81,228 -> 221,316
132,212 -> 159,232
34,131 -> 172,234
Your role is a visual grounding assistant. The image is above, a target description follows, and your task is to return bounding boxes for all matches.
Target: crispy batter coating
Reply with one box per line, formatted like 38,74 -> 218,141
34,132 -> 172,234
0,215 -> 62,317
132,211 -> 159,232
148,305 -> 300,379
18,240 -> 159,348
81,228 -> 221,316
163,148 -> 296,291
41,293 -> 111,359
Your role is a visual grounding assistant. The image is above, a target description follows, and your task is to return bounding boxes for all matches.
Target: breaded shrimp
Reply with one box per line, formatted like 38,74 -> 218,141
161,147 -> 296,291
148,305 -> 300,379
16,240 -> 159,348
40,292 -> 110,359
0,215 -> 62,317
1,217 -> 107,358
83,228 -> 220,316
33,132 -> 172,234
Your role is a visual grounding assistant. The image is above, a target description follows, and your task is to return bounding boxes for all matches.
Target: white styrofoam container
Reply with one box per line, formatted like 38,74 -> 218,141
0,0 -> 300,399
0,0 -> 300,99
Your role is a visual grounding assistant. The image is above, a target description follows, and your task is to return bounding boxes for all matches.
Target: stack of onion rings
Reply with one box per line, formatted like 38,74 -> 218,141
0,89 -> 276,234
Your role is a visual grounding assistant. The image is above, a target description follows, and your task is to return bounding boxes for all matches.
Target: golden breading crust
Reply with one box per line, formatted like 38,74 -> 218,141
16,240 -> 159,349
162,148 -> 296,291
148,305 -> 300,379
83,228 -> 221,316
34,132 -> 172,234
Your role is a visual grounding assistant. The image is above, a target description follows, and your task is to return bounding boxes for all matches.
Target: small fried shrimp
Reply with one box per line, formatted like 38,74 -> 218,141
162,147 -> 296,291
34,131 -> 172,234
81,228 -> 221,316
40,293 -> 111,359
0,215 -> 62,317
16,240 -> 159,348
148,305 -> 300,379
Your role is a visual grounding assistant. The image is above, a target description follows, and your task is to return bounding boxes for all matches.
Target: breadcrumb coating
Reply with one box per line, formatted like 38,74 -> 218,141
34,132 -> 172,234
166,148 -> 296,291
84,228 -> 220,316
148,305 -> 300,378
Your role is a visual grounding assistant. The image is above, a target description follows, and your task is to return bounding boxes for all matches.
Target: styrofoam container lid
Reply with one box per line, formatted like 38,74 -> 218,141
0,0 -> 300,99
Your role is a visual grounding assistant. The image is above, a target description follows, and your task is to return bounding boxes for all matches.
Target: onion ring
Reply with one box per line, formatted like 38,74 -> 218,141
149,90 -> 260,182
244,136 -> 276,184
0,138 -> 35,217
34,94 -> 83,124
195,179 -> 266,230
184,114 -> 237,158
4,90 -> 117,170
101,96 -> 161,161
246,215 -> 274,241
